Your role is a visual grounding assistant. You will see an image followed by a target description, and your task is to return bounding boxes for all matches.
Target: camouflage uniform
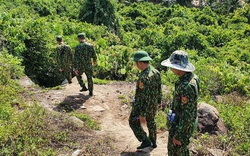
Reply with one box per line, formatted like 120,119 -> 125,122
167,72 -> 199,156
74,41 -> 97,94
129,66 -> 162,148
56,43 -> 73,83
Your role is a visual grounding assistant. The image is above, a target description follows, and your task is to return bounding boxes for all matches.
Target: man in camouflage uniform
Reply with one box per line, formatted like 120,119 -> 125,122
129,50 -> 162,150
56,36 -> 73,84
74,33 -> 97,96
161,50 -> 200,156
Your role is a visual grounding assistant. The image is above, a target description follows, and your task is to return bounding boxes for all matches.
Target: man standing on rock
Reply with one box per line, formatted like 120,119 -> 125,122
161,50 -> 200,156
129,50 -> 162,150
56,35 -> 73,84
74,33 -> 97,96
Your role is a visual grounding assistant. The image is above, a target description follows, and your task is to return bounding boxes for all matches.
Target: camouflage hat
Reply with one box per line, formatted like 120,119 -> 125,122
161,50 -> 195,72
56,36 -> 62,42
77,33 -> 85,39
133,50 -> 152,61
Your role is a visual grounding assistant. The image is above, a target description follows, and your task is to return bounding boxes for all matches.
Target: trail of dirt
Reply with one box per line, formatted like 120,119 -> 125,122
19,76 -> 169,156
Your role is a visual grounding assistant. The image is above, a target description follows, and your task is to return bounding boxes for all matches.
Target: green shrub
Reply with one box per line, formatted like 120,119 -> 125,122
0,52 -> 23,120
0,105 -> 56,155
216,97 -> 250,155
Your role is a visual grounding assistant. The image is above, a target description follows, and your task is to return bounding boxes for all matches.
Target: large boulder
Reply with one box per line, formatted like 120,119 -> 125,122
197,102 -> 228,135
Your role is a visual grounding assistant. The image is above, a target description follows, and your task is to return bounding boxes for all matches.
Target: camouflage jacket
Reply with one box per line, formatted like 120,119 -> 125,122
74,41 -> 97,70
135,66 -> 162,117
56,43 -> 72,69
169,72 -> 200,143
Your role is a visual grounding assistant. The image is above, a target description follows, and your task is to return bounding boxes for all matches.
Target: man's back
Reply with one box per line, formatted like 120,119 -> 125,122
56,44 -> 72,68
75,42 -> 96,69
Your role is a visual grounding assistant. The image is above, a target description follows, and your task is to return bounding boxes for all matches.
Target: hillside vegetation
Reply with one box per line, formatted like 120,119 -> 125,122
0,0 -> 249,155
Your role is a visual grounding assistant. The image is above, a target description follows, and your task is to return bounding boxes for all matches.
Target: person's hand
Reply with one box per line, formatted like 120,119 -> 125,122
173,137 -> 182,146
74,70 -> 79,76
139,116 -> 146,124
58,68 -> 62,72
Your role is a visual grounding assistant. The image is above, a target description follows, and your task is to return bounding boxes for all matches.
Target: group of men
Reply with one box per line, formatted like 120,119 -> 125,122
56,33 -> 97,96
56,33 -> 200,155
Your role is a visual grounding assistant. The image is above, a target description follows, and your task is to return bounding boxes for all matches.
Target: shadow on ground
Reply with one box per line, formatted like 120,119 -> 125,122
53,93 -> 90,112
120,151 -> 150,156
121,147 -> 154,156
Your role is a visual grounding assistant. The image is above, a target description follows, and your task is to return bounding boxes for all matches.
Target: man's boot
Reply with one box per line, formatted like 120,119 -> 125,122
137,138 -> 152,149
80,86 -> 88,92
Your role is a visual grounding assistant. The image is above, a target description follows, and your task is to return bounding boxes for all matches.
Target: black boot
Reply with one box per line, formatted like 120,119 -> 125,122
80,86 -> 88,92
89,91 -> 93,96
152,144 -> 157,148
151,139 -> 157,148
137,138 -> 152,149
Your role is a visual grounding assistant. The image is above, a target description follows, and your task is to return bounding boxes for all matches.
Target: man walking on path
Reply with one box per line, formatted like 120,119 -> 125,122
161,50 -> 200,156
74,33 -> 97,96
56,36 -> 73,84
129,50 -> 162,150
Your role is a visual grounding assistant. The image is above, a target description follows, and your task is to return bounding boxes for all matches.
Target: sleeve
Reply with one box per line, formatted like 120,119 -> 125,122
158,73 -> 162,104
140,77 -> 151,117
91,45 -> 97,62
56,47 -> 61,69
174,83 -> 196,143
67,46 -> 73,67
74,46 -> 78,69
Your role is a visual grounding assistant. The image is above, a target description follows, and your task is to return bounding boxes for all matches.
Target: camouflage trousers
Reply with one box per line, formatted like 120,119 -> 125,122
61,67 -> 72,83
168,130 -> 190,156
76,68 -> 93,92
129,106 -> 157,146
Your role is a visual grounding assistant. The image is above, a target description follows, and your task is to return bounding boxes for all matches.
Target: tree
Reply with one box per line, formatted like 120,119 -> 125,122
176,0 -> 192,7
79,0 -> 120,34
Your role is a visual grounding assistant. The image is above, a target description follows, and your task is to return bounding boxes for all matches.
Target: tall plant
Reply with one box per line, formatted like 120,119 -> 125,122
79,0 -> 120,35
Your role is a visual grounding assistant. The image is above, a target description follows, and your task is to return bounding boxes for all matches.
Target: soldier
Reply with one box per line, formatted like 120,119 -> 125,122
161,50 -> 200,156
56,36 -> 73,84
74,33 -> 97,96
129,50 -> 162,150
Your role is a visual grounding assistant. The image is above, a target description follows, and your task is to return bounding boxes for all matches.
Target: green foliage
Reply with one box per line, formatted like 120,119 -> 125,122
0,52 -> 23,120
1,1 -> 250,154
22,18 -> 64,87
215,94 -> 250,155
176,0 -> 192,7
155,111 -> 167,130
79,0 -> 120,34
0,105 -> 56,155
96,45 -> 134,80
93,78 -> 112,85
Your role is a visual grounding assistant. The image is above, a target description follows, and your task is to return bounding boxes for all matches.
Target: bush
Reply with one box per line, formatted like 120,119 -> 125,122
0,52 -> 23,120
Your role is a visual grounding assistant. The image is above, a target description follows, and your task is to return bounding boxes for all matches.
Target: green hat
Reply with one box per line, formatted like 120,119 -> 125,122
56,36 -> 62,42
133,50 -> 152,61
77,33 -> 85,39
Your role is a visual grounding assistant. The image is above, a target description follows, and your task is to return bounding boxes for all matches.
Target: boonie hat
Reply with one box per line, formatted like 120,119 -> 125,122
77,33 -> 85,39
133,50 -> 152,61
161,50 -> 195,72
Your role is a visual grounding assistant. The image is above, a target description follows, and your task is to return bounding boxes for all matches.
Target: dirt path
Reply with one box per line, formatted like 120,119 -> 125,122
20,76 -> 169,156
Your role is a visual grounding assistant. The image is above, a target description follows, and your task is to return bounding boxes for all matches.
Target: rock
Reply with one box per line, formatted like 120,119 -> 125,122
197,102 -> 228,135
92,105 -> 105,112
80,105 -> 86,109
214,95 -> 223,103
68,116 -> 84,127
71,149 -> 82,156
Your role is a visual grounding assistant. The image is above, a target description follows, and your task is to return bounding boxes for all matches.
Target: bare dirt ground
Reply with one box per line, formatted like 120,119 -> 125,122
19,75 -> 169,156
